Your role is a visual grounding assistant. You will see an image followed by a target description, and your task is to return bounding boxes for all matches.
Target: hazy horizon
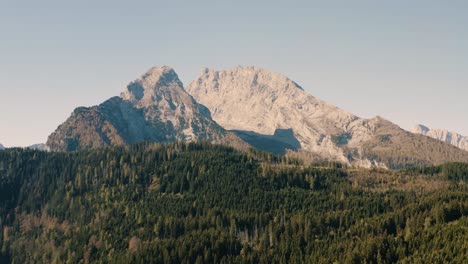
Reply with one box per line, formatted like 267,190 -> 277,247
1,1 -> 468,147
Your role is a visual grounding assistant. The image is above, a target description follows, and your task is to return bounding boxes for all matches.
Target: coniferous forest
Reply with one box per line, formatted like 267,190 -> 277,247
0,142 -> 467,263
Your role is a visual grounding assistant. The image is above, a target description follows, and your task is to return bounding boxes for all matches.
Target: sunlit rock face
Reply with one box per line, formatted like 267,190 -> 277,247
47,66 -> 225,152
187,66 -> 468,168
413,125 -> 468,152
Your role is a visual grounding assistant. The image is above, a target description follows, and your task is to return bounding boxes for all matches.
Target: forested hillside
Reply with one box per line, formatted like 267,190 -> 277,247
0,143 -> 467,263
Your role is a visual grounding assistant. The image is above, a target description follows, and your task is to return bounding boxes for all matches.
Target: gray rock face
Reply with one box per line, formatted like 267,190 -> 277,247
187,66 -> 468,168
412,125 -> 468,152
0,144 -> 4,150
187,66 -> 360,162
47,66 -> 226,152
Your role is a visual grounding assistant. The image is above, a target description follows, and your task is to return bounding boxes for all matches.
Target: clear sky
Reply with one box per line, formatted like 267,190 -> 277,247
1,0 -> 467,147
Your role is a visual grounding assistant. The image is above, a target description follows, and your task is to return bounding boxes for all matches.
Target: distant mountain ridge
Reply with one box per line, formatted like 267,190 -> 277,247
0,143 -> 49,151
412,125 -> 468,152
47,66 -> 244,152
26,143 -> 50,151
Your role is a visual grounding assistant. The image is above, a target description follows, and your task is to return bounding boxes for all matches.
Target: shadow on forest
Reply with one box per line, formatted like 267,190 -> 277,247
231,128 -> 301,155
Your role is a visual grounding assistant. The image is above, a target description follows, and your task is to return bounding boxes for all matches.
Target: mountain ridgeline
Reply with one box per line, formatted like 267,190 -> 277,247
187,67 -> 468,168
413,124 -> 468,152
47,66 -> 468,168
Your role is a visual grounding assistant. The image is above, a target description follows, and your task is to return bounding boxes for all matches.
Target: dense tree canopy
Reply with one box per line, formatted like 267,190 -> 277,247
0,142 -> 467,263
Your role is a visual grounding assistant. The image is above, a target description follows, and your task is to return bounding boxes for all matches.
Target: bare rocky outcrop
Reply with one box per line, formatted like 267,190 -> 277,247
187,66 -> 468,168
412,125 -> 468,152
47,66 -> 228,152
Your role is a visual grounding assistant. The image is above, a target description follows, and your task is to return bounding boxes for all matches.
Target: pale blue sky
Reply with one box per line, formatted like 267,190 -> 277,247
1,0 -> 467,147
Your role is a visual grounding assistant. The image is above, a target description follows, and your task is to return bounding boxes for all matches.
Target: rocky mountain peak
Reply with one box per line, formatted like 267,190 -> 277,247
193,66 -> 304,95
141,66 -> 181,89
412,125 -> 468,152
188,66 -> 468,168
187,66 -> 358,156
412,124 -> 430,134
121,66 -> 185,106
0,143 -> 4,150
47,66 -> 229,152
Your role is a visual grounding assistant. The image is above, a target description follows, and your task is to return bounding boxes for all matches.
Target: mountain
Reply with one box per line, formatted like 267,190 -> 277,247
0,143 -> 4,150
187,66 -> 468,168
47,66 -> 238,152
47,65 -> 468,168
412,125 -> 468,152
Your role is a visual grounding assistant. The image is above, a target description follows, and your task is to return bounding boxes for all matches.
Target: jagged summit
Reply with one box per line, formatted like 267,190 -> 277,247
145,65 -> 175,76
47,66 -> 229,152
412,125 -> 468,152
187,66 -> 362,162
195,66 -> 304,95
189,66 -> 354,135
121,66 -> 184,104
413,124 -> 430,134
188,66 -> 468,168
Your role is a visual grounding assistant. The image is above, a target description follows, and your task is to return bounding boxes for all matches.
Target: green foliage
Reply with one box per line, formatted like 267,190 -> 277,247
403,162 -> 468,182
441,162 -> 468,182
0,142 -> 467,263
